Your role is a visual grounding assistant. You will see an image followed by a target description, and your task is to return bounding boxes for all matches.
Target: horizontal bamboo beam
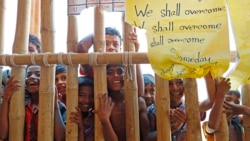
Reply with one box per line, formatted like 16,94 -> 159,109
0,51 -> 237,66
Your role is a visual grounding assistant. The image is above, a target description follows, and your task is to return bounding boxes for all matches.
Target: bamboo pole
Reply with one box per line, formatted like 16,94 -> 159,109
0,0 -> 6,108
241,84 -> 250,141
30,0 -> 41,38
0,51 -> 238,66
66,15 -> 79,141
9,0 -> 31,141
93,6 -> 105,141
183,78 -> 202,141
155,74 -> 171,141
38,0 -> 55,141
123,22 -> 140,141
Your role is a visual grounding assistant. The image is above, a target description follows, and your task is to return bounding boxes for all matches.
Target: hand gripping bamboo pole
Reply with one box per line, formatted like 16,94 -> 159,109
38,0 -> 56,141
66,15 -> 79,141
241,84 -> 250,141
124,22 -> 140,141
183,78 -> 202,141
155,75 -> 171,141
0,0 -> 6,108
93,6 -> 105,141
9,0 -> 31,141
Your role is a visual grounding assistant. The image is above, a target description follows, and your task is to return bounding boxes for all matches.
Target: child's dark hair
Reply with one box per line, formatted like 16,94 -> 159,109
29,34 -> 41,53
106,64 -> 124,70
78,76 -> 94,89
226,90 -> 241,99
56,64 -> 67,75
105,27 -> 122,45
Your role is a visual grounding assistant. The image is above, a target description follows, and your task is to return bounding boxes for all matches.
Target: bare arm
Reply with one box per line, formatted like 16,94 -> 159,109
207,78 -> 230,131
224,101 -> 250,118
0,77 -> 21,140
77,34 -> 94,53
199,72 -> 216,112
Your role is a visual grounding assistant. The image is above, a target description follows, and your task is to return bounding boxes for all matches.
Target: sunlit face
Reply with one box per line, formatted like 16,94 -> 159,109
78,85 -> 94,112
106,65 -> 124,91
28,42 -> 39,54
55,72 -> 67,95
26,65 -> 41,94
143,83 -> 156,107
105,35 -> 121,53
169,79 -> 184,108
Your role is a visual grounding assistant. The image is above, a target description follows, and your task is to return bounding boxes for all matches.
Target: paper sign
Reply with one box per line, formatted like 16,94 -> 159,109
226,1 -> 250,89
126,0 -> 230,79
68,0 -> 125,15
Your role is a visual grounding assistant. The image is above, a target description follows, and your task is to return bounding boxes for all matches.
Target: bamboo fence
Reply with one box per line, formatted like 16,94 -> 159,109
0,1 -> 248,141
9,0 -> 31,141
0,0 -> 6,109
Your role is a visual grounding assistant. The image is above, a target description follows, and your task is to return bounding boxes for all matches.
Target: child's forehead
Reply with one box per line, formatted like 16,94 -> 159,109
27,65 -> 41,72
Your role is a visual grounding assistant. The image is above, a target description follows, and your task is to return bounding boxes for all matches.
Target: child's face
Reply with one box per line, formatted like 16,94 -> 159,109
28,42 -> 39,54
26,65 -> 41,94
106,65 -> 124,91
169,79 -> 184,107
55,72 -> 67,95
105,35 -> 121,53
143,83 -> 156,107
78,85 -> 94,112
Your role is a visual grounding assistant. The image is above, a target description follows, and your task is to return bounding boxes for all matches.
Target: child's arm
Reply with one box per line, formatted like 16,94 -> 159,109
199,72 -> 216,112
207,78 -> 230,132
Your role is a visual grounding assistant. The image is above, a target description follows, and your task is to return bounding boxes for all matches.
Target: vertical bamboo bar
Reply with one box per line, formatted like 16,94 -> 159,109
93,6 -> 105,141
9,0 -> 31,141
0,0 -> 6,108
38,0 -> 55,141
183,78 -> 202,141
66,15 -> 79,141
241,84 -> 250,141
123,22 -> 140,141
155,75 -> 171,141
214,113 -> 228,141
30,0 -> 41,37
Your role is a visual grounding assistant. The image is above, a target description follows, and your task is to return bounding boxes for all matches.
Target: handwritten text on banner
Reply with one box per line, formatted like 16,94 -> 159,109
126,0 -> 230,79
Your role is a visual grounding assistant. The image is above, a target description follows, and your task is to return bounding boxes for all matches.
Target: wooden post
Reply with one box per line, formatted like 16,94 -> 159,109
38,0 -> 55,140
155,75 -> 171,141
30,0 -> 41,38
9,0 -> 31,141
124,22 -> 140,141
66,15 -> 79,141
241,84 -> 250,141
183,78 -> 202,141
93,6 -> 105,141
0,0 -> 6,108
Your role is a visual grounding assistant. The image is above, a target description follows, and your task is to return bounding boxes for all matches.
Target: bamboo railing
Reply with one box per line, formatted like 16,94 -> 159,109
0,1 -> 249,141
9,0 -> 31,141
0,0 -> 6,109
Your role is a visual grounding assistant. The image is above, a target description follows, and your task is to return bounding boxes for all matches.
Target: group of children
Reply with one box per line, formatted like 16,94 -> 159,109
0,29 -> 250,141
